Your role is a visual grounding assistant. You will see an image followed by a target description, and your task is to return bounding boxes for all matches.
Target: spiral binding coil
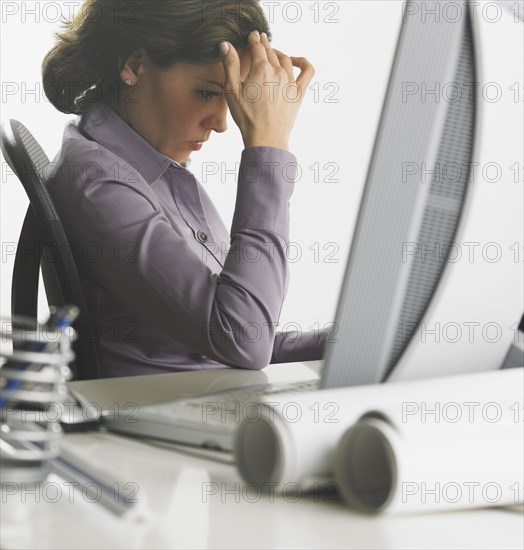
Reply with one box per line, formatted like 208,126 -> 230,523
0,315 -> 75,484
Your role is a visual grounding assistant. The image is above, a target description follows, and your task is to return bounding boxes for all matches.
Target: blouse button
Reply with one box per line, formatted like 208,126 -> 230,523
197,230 -> 208,243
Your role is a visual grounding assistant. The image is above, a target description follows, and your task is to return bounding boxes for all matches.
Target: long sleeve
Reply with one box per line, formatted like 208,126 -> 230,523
270,328 -> 330,363
49,143 -> 297,372
47,102 -> 328,377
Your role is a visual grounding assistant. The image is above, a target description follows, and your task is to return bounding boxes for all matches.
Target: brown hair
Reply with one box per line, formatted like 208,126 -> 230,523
42,0 -> 271,115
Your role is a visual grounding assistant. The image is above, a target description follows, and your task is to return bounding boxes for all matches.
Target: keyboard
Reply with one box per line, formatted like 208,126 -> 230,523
138,379 -> 320,427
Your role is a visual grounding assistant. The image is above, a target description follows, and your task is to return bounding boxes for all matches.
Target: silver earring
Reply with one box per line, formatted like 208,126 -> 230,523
124,79 -> 135,86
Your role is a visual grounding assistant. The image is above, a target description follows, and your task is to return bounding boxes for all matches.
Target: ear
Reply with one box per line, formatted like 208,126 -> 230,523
119,49 -> 149,83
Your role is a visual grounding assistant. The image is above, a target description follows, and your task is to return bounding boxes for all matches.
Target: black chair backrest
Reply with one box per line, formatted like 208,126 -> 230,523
0,119 -> 99,380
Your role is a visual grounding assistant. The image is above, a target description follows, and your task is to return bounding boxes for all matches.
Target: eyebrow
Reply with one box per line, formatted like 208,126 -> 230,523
196,78 -> 224,89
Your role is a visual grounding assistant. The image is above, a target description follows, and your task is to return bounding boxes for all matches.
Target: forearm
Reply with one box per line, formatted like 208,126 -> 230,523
270,328 -> 330,364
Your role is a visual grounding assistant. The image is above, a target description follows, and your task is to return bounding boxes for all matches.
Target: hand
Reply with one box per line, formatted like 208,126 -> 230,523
219,31 -> 316,151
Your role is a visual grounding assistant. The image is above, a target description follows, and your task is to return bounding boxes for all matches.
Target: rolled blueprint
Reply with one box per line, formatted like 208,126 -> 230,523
233,367 -> 523,514
334,411 -> 523,514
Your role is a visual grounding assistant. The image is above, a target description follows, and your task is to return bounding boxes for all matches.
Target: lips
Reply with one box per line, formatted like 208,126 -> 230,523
188,141 -> 204,151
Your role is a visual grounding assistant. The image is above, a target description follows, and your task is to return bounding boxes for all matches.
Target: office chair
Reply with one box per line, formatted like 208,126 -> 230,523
0,119 -> 99,380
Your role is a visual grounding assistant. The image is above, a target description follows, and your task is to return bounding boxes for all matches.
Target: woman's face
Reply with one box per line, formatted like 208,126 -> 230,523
116,48 -> 252,164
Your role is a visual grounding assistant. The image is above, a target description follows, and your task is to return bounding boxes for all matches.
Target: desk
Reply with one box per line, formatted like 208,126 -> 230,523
1,362 -> 523,550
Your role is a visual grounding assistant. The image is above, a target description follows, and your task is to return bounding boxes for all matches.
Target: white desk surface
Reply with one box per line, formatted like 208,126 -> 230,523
1,362 -> 523,550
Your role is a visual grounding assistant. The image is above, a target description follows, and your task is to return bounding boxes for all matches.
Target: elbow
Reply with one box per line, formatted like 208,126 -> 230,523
203,316 -> 277,370
229,322 -> 277,370
209,338 -> 273,371
240,353 -> 272,371
225,342 -> 273,371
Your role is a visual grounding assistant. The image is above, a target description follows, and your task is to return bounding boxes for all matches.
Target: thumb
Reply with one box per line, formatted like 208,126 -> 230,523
219,41 -> 241,101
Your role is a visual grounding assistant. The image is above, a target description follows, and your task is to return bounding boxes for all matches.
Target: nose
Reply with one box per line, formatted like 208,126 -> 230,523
204,100 -> 228,135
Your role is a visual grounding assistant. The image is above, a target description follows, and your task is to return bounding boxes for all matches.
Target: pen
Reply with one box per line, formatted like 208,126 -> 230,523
1,434 -> 145,520
50,442 -> 144,519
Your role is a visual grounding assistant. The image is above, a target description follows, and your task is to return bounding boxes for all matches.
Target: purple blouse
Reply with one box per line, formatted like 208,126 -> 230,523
45,102 -> 327,378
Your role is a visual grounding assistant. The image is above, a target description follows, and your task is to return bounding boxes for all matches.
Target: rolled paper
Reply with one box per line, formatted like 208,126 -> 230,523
334,410 -> 523,514
233,367 -> 523,515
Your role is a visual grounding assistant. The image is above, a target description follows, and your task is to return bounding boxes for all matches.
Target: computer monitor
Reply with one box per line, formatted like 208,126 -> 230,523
321,0 -> 523,388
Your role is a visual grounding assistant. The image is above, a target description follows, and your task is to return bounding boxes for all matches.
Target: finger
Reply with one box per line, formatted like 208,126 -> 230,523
219,41 -> 241,102
260,33 -> 280,70
273,48 -> 294,81
246,30 -> 269,65
290,56 -> 316,90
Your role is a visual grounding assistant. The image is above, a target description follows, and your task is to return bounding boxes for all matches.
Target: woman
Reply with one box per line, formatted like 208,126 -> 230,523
41,0 -> 328,378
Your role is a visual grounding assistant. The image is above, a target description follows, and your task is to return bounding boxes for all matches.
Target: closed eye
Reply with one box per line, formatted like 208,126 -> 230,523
199,90 -> 221,101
